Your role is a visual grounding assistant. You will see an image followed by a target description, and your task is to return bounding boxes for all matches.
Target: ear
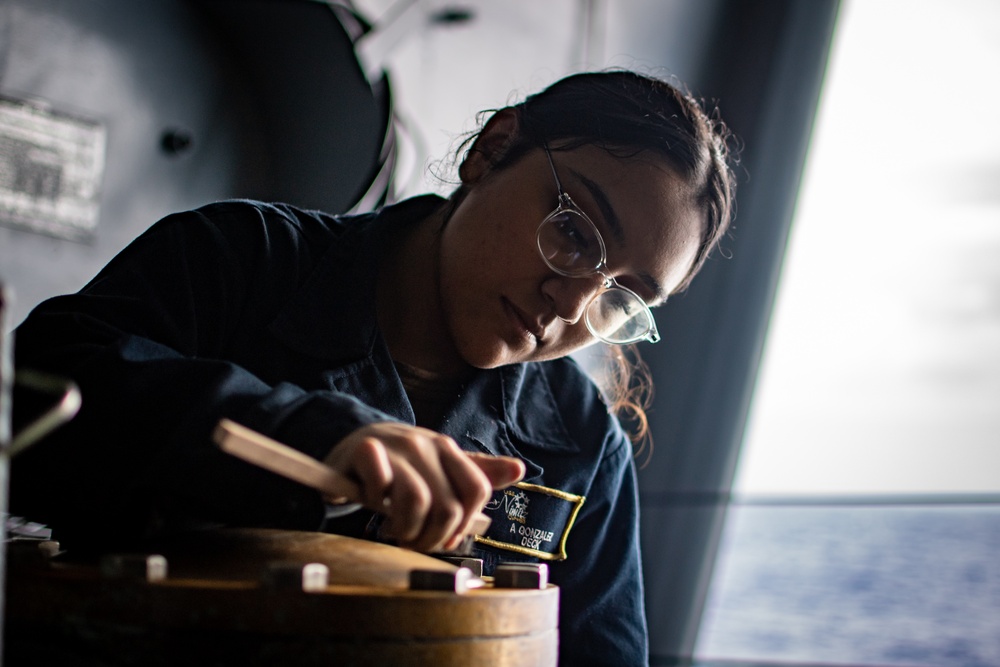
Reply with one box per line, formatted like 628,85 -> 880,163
459,108 -> 521,185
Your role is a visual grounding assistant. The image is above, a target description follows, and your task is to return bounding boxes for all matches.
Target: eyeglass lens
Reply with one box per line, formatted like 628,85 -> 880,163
537,208 -> 653,344
537,209 -> 604,275
585,288 -> 654,344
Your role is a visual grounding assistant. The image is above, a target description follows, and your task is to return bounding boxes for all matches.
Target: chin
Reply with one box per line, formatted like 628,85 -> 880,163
463,351 -> 515,370
458,339 -> 525,370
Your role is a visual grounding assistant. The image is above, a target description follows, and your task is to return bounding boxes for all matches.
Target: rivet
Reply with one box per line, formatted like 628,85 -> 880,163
437,556 -> 484,578
494,562 -> 548,589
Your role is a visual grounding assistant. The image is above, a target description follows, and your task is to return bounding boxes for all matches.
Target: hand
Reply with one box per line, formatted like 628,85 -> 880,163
323,422 -> 525,552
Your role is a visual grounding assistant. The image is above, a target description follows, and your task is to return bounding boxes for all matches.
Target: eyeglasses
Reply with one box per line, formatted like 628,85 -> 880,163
537,148 -> 661,345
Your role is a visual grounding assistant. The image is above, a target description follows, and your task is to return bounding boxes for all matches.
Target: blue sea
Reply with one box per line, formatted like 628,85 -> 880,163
694,504 -> 1000,667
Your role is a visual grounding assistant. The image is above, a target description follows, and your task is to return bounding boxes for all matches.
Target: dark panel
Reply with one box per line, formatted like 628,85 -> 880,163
637,1 -> 842,661
195,0 -> 389,211
0,0 -> 388,327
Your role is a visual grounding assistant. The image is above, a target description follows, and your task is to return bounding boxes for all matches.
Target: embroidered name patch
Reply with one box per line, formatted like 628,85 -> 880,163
475,482 -> 585,561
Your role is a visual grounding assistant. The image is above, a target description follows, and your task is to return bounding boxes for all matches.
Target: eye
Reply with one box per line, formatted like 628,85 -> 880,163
551,211 -> 592,251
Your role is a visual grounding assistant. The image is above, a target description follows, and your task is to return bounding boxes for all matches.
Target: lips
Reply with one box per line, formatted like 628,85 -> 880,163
502,298 -> 545,344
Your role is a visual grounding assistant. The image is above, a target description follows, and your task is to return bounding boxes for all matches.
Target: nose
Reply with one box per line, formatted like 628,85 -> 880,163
542,273 -> 605,325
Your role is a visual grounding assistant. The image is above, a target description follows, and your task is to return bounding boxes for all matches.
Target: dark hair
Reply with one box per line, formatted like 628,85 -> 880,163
454,70 -> 738,448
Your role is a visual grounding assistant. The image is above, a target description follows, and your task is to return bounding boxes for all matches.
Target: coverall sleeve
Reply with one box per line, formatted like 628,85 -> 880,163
10,203 -> 393,549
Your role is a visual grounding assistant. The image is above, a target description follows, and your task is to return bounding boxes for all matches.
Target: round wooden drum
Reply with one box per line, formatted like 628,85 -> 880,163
5,529 -> 559,666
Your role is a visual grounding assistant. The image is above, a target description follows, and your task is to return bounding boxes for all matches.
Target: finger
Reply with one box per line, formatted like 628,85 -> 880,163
405,463 -> 467,552
414,496 -> 465,553
437,453 -> 524,551
386,433 -> 475,552
436,446 -> 494,546
344,437 -> 395,509
381,456 -> 436,546
467,453 -> 526,489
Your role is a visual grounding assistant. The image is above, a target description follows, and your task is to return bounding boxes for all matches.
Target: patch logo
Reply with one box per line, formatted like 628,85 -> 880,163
493,488 -> 530,523
476,482 -> 585,561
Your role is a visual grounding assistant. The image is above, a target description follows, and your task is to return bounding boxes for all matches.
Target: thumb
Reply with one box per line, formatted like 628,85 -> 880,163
468,453 -> 526,489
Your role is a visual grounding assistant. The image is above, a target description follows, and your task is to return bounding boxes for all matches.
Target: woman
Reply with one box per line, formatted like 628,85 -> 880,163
11,70 -> 736,665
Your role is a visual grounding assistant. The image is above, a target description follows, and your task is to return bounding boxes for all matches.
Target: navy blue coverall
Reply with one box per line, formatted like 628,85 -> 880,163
11,195 -> 649,666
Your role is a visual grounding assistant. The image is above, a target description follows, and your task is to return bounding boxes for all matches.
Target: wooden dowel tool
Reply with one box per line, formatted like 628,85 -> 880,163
214,418 -> 361,503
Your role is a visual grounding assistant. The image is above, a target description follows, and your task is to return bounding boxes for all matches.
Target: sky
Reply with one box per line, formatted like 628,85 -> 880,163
733,0 -> 1000,496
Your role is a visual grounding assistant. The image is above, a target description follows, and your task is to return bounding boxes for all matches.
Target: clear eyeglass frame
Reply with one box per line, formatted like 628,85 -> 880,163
536,147 -> 661,345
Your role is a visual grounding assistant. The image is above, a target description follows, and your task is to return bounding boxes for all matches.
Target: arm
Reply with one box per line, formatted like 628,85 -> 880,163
10,203 -> 377,547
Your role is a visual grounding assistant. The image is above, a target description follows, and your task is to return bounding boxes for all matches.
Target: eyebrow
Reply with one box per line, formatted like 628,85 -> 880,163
572,170 -> 667,303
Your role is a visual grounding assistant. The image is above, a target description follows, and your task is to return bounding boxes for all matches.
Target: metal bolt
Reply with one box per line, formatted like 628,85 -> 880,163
494,562 -> 548,589
437,556 -> 484,578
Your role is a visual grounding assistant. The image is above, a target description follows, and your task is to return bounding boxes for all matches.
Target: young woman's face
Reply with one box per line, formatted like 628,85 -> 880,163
438,144 -> 704,369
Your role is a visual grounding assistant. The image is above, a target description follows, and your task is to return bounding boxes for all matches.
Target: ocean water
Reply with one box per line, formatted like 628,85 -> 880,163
694,504 -> 1000,667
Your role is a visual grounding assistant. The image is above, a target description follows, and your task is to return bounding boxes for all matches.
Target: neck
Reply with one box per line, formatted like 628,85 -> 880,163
376,204 -> 471,377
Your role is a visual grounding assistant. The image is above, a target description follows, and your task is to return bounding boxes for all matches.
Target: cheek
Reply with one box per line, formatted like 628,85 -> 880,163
437,228 -> 507,349
439,208 -> 534,306
439,229 -> 498,302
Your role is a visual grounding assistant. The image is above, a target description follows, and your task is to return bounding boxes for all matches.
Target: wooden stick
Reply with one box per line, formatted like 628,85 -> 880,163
214,419 -> 361,503
213,419 -> 491,535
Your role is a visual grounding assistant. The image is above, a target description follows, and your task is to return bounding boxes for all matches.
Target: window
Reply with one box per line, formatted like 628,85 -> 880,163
695,1 -> 1000,665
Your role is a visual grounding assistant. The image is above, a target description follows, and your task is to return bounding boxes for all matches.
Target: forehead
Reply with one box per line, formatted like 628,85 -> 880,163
556,145 -> 704,300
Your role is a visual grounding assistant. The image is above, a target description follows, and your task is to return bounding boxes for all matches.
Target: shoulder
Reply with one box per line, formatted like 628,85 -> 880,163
167,199 -> 362,247
149,195 -> 437,243
129,200 -> 376,280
